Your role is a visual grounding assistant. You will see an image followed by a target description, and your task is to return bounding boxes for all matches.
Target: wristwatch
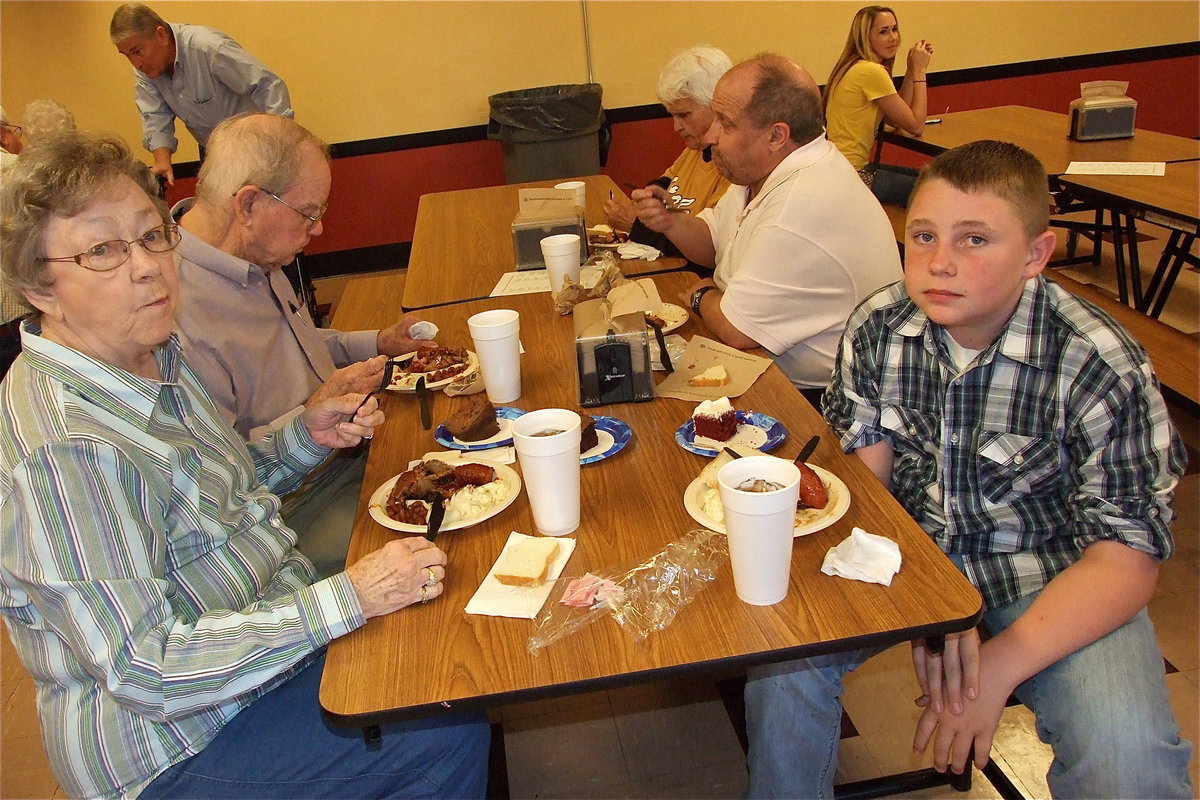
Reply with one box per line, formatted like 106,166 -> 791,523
690,286 -> 717,317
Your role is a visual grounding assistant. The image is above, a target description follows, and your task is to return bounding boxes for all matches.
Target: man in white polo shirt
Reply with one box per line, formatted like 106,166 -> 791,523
633,54 -> 901,403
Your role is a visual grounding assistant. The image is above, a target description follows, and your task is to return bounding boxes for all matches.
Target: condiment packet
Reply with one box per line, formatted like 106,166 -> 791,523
820,527 -> 901,586
465,532 -> 577,618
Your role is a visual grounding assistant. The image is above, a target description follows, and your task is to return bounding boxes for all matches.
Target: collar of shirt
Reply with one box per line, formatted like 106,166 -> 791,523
19,319 -> 183,426
172,204 -> 264,288
740,136 -> 835,216
887,276 -> 1054,371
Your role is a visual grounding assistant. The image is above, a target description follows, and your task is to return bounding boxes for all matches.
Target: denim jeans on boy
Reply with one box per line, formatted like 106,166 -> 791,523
141,653 -> 490,799
744,592 -> 1193,799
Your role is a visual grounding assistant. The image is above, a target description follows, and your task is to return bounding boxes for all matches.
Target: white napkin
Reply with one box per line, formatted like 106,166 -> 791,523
616,242 -> 661,261
417,447 -> 515,466
820,527 -> 902,586
408,321 -> 439,340
465,532 -> 577,618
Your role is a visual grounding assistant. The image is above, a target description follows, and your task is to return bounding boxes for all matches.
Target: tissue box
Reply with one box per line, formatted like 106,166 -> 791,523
511,209 -> 586,270
574,298 -> 654,406
1069,94 -> 1136,141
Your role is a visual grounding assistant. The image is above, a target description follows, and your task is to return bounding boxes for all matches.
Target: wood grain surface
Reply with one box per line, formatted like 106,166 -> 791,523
883,105 -> 1200,174
320,271 -> 982,726
403,175 -> 687,311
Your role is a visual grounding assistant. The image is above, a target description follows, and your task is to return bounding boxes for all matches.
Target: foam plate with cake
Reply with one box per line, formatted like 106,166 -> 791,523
368,460 -> 522,534
675,397 -> 786,456
580,414 -> 632,465
435,404 -> 527,450
388,346 -> 479,392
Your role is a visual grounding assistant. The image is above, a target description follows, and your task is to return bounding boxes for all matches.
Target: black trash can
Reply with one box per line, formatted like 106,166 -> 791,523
487,83 -> 606,184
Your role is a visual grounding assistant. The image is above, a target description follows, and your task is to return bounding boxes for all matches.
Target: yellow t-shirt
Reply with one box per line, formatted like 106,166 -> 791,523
661,146 -> 730,214
825,60 -> 897,170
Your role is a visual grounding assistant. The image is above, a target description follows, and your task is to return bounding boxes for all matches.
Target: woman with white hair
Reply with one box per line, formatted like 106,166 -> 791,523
20,98 -> 76,143
604,45 -> 731,263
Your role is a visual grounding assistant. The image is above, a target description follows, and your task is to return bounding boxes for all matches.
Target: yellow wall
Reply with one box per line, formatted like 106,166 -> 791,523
2,0 -> 1196,163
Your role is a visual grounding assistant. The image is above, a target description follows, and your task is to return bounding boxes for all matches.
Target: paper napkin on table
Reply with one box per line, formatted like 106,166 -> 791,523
616,242 -> 661,260
821,527 -> 902,586
465,532 -> 577,618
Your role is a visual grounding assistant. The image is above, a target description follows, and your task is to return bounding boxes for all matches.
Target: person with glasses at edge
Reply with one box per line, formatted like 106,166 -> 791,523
0,130 -> 488,800
171,112 -> 436,577
1,106 -> 26,376
110,2 -> 293,187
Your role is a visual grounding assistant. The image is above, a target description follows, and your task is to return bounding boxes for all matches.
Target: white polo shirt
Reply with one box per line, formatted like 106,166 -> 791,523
697,136 -> 902,389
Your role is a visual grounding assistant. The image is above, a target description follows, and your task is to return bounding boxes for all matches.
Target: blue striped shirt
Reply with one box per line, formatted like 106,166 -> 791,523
0,325 -> 365,799
825,277 -> 1183,610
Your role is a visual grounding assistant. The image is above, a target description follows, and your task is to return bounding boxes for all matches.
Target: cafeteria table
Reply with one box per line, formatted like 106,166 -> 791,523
320,270 -> 982,727
1056,161 -> 1199,317
881,105 -> 1200,174
402,174 -> 687,312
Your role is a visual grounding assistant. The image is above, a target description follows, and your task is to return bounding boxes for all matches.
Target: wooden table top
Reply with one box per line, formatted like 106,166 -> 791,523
320,271 -> 982,726
883,105 -> 1200,175
1057,161 -> 1199,229
403,175 -> 687,312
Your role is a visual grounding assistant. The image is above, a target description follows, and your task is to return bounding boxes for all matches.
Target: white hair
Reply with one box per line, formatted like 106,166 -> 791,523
656,45 -> 732,108
21,99 -> 75,143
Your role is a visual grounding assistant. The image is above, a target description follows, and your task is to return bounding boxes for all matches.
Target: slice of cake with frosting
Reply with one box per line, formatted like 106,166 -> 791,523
692,396 -> 738,443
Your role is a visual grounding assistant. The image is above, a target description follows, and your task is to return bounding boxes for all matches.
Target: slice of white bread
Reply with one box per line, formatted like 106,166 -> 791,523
698,442 -> 763,490
689,364 -> 729,387
494,537 -> 561,587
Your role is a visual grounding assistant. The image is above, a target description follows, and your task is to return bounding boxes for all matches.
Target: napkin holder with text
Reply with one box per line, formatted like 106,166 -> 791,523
1069,80 -> 1136,141
512,188 -> 587,270
574,298 -> 654,406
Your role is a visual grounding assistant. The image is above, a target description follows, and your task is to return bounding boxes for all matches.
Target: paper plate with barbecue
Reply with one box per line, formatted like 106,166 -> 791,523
682,447 -> 850,537
387,346 -> 479,392
369,459 -> 522,533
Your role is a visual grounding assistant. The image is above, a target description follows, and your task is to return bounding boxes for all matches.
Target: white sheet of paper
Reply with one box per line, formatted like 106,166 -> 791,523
1064,161 -> 1166,176
491,270 -> 551,296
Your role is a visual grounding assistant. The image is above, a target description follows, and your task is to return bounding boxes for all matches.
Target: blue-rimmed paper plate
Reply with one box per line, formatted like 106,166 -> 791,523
435,406 -> 526,450
581,415 -> 632,465
675,411 -> 786,457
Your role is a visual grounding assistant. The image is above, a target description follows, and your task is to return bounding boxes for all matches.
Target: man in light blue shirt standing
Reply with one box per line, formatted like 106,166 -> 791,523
110,2 -> 292,186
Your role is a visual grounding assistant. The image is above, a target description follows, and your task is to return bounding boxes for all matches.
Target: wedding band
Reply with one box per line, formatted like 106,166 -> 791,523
420,585 -> 429,603
363,434 -> 374,440
425,567 -> 438,587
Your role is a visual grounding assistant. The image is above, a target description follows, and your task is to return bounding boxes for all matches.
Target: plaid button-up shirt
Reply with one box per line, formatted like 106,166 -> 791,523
825,277 -> 1183,610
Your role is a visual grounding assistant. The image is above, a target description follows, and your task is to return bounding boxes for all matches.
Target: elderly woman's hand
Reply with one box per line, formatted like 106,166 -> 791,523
301,393 -> 384,449
604,196 -> 636,232
346,537 -> 447,618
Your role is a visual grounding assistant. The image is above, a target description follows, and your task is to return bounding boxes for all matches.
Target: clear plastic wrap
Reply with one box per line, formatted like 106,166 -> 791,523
527,528 -> 728,655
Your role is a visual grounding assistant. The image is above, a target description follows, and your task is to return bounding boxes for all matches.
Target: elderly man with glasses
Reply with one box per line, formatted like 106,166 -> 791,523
173,112 -> 432,577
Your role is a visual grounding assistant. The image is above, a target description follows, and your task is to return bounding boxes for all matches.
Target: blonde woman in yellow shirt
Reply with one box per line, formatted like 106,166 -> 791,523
824,6 -> 933,184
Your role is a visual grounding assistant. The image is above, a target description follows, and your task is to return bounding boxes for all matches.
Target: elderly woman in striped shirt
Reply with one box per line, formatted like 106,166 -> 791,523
0,132 -> 488,800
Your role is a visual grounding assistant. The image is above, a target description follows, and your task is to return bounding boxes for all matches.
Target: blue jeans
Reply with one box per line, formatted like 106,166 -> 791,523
140,653 -> 490,799
744,593 -> 1193,799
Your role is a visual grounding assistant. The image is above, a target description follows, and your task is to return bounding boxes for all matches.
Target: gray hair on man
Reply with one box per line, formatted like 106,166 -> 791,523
196,113 -> 329,209
109,3 -> 170,43
21,99 -> 76,143
656,45 -> 732,108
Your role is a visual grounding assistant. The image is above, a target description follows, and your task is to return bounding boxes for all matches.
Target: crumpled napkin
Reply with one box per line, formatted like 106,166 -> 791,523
616,242 -> 661,261
820,527 -> 902,586
408,321 -> 439,340
465,532 -> 577,618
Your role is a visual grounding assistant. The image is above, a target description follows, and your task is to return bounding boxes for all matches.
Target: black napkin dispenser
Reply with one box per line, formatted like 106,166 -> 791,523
574,299 -> 654,406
